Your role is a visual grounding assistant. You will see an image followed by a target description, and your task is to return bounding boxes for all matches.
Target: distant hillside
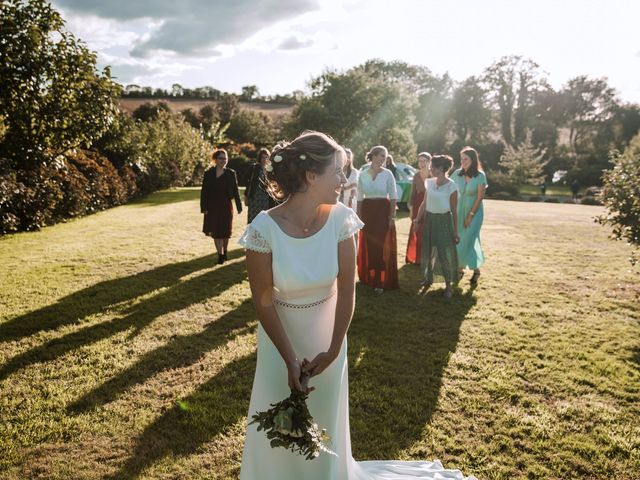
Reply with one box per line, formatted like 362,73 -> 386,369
118,98 -> 294,119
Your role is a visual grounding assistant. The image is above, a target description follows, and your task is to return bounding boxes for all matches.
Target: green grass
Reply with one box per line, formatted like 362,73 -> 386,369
1,188 -> 638,479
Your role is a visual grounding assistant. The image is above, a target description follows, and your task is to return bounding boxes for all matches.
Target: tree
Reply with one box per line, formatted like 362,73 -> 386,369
499,132 -> 548,185
132,101 -> 170,122
450,76 -> 492,144
0,0 -> 121,170
287,65 -> 417,163
217,93 -> 240,125
561,75 -> 618,153
240,85 -> 260,101
597,134 -> 640,264
171,83 -> 184,97
483,55 -> 548,146
226,110 -> 275,145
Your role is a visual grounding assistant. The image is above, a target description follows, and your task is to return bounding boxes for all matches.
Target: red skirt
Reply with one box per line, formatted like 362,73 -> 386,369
357,198 -> 399,290
405,190 -> 425,264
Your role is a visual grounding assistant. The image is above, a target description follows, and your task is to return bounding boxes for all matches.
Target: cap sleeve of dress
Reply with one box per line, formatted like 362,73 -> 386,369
238,212 -> 272,253
336,203 -> 364,243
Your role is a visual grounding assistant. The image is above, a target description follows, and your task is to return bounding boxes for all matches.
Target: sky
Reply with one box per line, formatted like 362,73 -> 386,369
52,0 -> 640,103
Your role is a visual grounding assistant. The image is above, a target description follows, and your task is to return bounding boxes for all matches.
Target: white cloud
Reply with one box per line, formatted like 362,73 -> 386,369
54,0 -> 322,57
277,35 -> 315,50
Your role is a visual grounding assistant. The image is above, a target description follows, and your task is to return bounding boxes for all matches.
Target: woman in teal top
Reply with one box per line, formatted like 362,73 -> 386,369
452,146 -> 487,286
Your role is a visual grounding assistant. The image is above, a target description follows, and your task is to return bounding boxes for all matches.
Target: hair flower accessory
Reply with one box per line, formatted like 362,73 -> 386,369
265,163 -> 274,172
299,154 -> 306,160
273,155 -> 283,163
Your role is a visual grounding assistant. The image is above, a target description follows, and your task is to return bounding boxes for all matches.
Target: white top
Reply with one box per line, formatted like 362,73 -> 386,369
340,168 -> 359,207
238,202 -> 363,299
356,167 -> 398,201
425,177 -> 458,214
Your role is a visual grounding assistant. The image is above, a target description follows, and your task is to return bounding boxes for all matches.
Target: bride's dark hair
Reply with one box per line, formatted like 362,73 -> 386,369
266,130 -> 343,200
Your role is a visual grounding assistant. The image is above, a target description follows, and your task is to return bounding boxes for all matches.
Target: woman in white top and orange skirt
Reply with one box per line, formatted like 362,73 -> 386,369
356,145 -> 399,293
415,155 -> 459,299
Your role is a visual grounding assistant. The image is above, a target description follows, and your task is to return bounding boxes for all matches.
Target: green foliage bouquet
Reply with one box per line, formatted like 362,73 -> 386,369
249,372 -> 336,460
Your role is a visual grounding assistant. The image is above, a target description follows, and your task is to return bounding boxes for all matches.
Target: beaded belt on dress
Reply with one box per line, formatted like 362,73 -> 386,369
273,289 -> 336,309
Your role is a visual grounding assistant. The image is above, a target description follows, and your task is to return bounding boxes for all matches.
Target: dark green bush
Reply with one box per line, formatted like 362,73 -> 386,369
581,196 -> 602,206
544,197 -> 560,203
489,191 -> 519,201
0,150 -> 135,235
486,171 -> 519,198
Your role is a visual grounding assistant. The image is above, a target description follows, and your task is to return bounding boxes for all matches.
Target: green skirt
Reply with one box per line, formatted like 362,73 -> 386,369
421,211 -> 459,285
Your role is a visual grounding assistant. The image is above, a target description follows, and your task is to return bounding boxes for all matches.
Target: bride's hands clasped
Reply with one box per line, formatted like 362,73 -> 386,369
302,350 -> 338,379
287,359 -> 314,394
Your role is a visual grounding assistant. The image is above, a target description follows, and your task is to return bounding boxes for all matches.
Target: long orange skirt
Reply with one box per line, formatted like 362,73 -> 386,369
405,190 -> 425,264
357,198 -> 399,290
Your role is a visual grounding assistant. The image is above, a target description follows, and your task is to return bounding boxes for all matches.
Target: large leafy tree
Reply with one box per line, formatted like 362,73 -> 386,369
286,65 -> 417,164
560,75 -> 618,154
483,55 -> 548,146
450,76 -> 492,145
0,0 -> 121,170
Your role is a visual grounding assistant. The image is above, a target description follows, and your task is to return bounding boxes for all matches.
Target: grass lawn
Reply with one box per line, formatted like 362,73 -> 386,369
1,188 -> 638,479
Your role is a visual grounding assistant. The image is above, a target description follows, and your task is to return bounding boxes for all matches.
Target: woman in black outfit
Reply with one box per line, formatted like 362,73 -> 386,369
201,149 -> 242,264
244,147 -> 276,223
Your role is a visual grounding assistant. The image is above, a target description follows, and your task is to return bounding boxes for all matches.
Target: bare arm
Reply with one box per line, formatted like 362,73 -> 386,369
463,183 -> 486,228
245,249 -> 307,392
450,190 -> 459,244
415,193 -> 427,224
303,234 -> 357,378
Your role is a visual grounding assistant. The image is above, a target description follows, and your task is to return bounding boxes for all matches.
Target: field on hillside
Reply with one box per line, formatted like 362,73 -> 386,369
118,98 -> 294,119
0,190 -> 638,479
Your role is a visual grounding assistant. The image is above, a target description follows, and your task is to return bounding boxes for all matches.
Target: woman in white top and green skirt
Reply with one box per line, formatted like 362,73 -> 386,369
415,155 -> 459,299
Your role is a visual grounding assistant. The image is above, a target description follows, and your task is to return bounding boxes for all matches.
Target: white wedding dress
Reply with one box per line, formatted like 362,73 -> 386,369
238,202 -> 475,480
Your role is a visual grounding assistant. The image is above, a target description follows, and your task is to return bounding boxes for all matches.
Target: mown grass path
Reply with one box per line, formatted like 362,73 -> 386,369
1,188 -> 638,479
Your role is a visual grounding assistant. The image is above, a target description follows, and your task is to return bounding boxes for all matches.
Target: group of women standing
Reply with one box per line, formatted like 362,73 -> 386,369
200,141 -> 486,298
352,145 -> 486,297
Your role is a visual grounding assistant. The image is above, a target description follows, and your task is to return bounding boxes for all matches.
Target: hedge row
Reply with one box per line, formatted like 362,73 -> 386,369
0,150 -> 145,235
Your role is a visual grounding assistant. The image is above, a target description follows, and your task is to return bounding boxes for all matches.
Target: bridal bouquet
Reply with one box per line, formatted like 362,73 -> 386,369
249,371 -> 336,460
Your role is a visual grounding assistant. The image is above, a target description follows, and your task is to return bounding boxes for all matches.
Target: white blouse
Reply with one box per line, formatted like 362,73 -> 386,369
356,168 -> 398,201
340,168 -> 359,209
425,177 -> 458,214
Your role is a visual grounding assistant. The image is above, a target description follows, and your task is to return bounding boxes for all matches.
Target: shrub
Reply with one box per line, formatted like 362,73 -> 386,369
597,134 -> 640,263
581,196 -> 602,206
0,150 -> 134,235
486,172 -> 520,198
528,195 -> 542,202
544,197 -> 560,203
489,191 -> 519,201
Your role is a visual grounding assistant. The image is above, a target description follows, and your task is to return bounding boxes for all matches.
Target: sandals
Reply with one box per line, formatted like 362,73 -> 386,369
470,271 -> 481,286
443,287 -> 453,299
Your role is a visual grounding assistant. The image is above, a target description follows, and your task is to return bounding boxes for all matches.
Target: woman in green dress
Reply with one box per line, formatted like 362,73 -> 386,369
451,147 -> 487,286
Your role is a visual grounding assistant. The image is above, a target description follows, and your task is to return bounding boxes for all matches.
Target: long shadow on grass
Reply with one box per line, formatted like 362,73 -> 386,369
0,251 -> 247,381
0,252 -> 227,344
107,351 -> 256,480
348,262 -> 477,459
68,298 -> 255,413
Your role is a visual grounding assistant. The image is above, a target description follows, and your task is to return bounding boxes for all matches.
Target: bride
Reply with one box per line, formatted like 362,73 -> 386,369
239,131 -> 475,480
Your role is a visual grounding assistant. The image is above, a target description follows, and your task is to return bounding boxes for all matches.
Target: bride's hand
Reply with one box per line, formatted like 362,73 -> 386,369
302,351 -> 337,379
287,360 -> 311,393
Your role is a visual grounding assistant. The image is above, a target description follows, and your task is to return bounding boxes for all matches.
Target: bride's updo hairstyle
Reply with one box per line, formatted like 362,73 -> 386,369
266,130 -> 343,200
